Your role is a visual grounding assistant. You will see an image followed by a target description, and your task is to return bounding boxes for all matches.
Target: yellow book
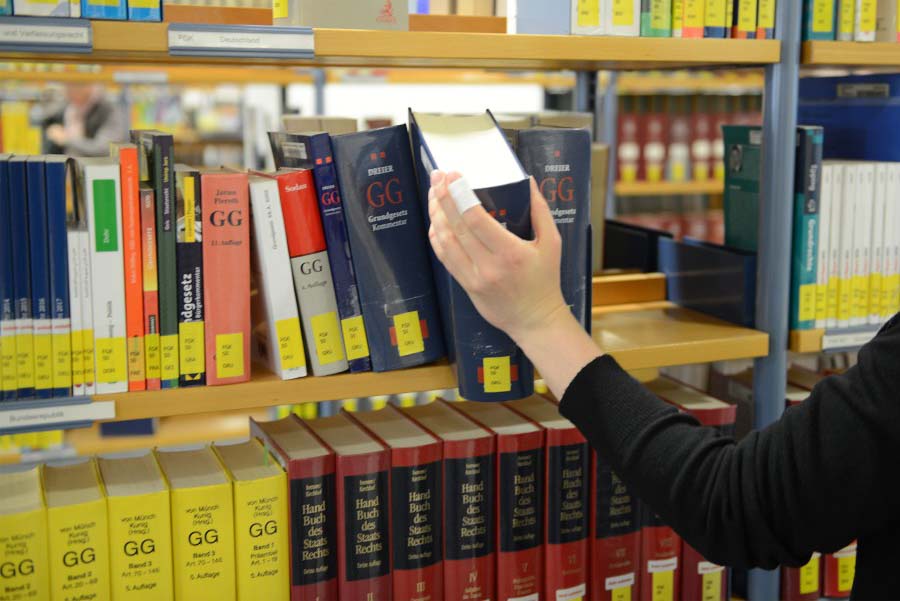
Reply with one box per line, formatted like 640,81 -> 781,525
155,447 -> 236,601
214,440 -> 290,601
0,466 -> 49,601
44,460 -> 111,601
98,453 -> 174,601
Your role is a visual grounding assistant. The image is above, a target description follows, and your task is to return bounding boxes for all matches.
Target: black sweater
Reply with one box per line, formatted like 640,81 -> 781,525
559,314 -> 900,601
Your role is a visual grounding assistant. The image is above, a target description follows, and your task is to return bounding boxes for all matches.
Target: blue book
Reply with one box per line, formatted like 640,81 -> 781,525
0,155 -> 15,401
174,165 -> 206,387
802,0 -> 837,40
81,0 -> 126,19
26,157 -> 53,400
268,131 -> 373,373
409,110 -> 534,402
9,157 -> 34,400
331,124 -> 446,372
44,156 -> 72,398
128,0 -> 160,20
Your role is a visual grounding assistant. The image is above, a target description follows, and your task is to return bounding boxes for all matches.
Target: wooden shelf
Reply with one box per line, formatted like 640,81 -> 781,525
790,329 -> 825,354
1,22 -> 780,70
91,303 -> 767,423
593,273 -> 667,306
789,326 -> 880,353
615,180 -> 724,196
802,41 -> 900,67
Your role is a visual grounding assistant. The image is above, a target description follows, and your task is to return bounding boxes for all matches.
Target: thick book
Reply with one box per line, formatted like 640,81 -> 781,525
731,0 -> 757,38
803,0 -> 835,40
348,404 -> 444,601
113,144 -> 146,392
409,111 -> 532,401
402,400 -> 496,601
44,156 -> 73,398
639,505 -> 681,601
823,543 -> 857,599
156,447 -> 236,600
756,0 -> 776,37
789,128 -> 824,331
132,130 -> 179,388
592,452 -> 641,601
98,453 -> 174,600
0,154 -> 15,400
851,163 -> 874,327
641,0 -> 672,36
332,124 -> 446,372
214,439 -> 291,601
452,400 -> 545,601
251,415 -> 338,601
76,158 -> 129,395
0,467 -> 49,599
837,0 -> 855,40
248,175 -> 308,380
304,412 -> 392,601
139,183 -> 162,390
854,0 -> 876,41
703,0 -> 727,36
506,395 -> 589,601
201,169 -> 251,386
174,165 -> 206,386
605,0 -> 641,35
268,131 -> 372,373
682,0 -> 705,36
44,459 -> 111,601
26,156 -> 53,399
266,168 -> 348,377
509,127 -> 592,332
782,554 -> 821,601
815,163 -> 834,329
10,157 -> 35,399
876,0 -> 900,41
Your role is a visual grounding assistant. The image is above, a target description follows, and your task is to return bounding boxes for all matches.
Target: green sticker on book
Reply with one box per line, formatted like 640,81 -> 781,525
93,179 -> 118,252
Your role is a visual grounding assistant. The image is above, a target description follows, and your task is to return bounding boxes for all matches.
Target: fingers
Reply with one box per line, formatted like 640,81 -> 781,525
529,176 -> 561,247
428,222 -> 476,290
432,172 -> 492,264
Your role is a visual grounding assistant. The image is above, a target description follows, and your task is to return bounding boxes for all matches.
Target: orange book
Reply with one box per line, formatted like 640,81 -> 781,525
201,170 -> 250,385
140,184 -> 162,390
113,144 -> 146,392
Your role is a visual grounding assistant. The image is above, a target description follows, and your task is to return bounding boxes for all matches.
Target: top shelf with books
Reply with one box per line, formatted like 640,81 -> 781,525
802,41 -> 900,67
4,22 -> 781,70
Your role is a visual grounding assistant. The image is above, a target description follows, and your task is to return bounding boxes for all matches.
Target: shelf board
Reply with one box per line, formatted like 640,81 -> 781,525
790,325 -> 880,353
92,304 -> 768,422
1,22 -> 780,69
615,180 -> 724,196
593,273 -> 667,306
802,41 -> 900,67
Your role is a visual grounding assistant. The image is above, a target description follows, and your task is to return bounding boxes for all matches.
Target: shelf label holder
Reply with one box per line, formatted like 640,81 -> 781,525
0,16 -> 92,54
821,326 -> 880,351
167,24 -> 314,59
0,397 -> 116,435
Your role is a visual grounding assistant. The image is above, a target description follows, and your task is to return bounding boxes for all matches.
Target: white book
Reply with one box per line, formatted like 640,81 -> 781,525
248,176 -> 308,381
876,0 -> 899,41
851,163 -> 875,327
837,163 -> 856,329
66,229 -> 84,397
826,162 -> 843,330
605,0 -> 640,35
815,164 -> 833,330
854,0 -> 877,41
885,164 -> 900,320
570,0 -> 607,35
869,163 -> 888,325
78,230 -> 95,396
76,158 -> 128,395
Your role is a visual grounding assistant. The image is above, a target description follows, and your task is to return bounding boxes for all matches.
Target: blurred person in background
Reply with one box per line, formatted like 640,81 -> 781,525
42,83 -> 127,156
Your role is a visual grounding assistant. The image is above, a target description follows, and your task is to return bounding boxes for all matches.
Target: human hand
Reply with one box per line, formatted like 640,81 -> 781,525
427,170 -> 572,345
46,124 -> 67,146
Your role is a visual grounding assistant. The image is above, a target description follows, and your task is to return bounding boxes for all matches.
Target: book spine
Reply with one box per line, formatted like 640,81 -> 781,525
851,164 -> 874,326
176,172 -> 206,386
870,164 -> 888,325
837,164 -> 855,328
731,0 -> 757,38
0,156 -> 16,401
703,0 -> 727,36
153,135 -> 180,389
682,0 -> 705,36
139,185 -> 162,390
823,543 -> 856,599
837,0 -> 855,40
854,0 -> 876,40
10,159 -> 34,399
26,159 -> 53,399
639,508 -> 681,601
571,0 -> 606,35
47,498 -> 110,601
309,136 -> 372,373
875,0 -> 900,41
672,0 -> 684,36
45,160 -> 71,398
201,172 -> 251,386
65,230 -> 83,397
815,164 -> 833,330
883,165 -> 900,320
0,507 -> 49,599
107,491 -> 174,599
789,129 -> 821,331
826,164 -> 842,328
119,147 -> 146,392
681,547 -> 727,601
690,100 -> 713,182
756,0 -> 775,37
592,452 -> 641,601
79,227 -> 96,395
606,0 -> 641,35
641,0 -> 672,36
781,553 -> 821,601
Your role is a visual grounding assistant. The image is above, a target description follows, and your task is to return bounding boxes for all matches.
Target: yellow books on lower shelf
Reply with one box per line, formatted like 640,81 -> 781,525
0,466 -> 49,601
44,459 -> 111,601
98,453 -> 174,601
214,440 -> 290,601
155,447 -> 236,601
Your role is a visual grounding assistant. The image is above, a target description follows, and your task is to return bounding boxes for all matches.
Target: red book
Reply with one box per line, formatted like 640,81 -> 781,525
639,506 -> 681,601
305,412 -> 392,601
690,95 -> 713,182
618,96 -> 642,183
642,96 -> 668,183
451,400 -> 544,601
348,405 -> 443,601
666,96 -> 692,183
711,95 -> 730,182
139,184 -> 161,391
402,401 -> 496,601
822,542 -> 856,599
506,395 -> 589,601
782,554 -> 821,601
201,170 -> 251,385
251,415 -> 338,601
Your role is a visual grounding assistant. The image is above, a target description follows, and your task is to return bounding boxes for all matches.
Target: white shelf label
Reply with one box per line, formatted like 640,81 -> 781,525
648,557 -> 679,573
822,329 -> 877,351
0,401 -> 115,431
0,17 -> 91,51
168,24 -> 313,59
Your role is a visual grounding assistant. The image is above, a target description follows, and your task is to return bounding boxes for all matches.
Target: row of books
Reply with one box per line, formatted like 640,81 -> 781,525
3,386 -> 743,601
410,0 -> 505,16
617,93 -> 762,184
802,0 -> 900,42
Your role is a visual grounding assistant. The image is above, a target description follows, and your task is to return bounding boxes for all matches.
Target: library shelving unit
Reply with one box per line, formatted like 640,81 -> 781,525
802,40 -> 900,67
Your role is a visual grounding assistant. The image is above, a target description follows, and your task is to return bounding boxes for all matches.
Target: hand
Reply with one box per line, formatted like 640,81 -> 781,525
46,124 -> 67,146
427,170 -> 572,345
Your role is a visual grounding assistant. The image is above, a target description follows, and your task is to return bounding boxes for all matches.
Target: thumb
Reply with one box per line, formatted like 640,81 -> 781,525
529,177 -> 559,243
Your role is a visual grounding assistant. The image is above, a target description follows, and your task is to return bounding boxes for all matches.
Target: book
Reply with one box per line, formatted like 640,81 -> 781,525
508,0 -> 572,34
666,96 -> 691,182
248,175 -> 308,380
851,163 -> 874,326
11,0 -> 69,15
592,453 -> 641,601
837,0 -> 855,40
409,111 -> 531,401
279,0 -> 409,28
156,447 -> 236,600
639,506 -> 681,601
756,0 -> 775,37
590,144 -> 610,275
128,0 -> 161,20
823,542 -> 857,599
837,163 -> 855,328
25,157 -> 53,399
201,169 -> 251,386
876,0 -> 900,41
250,415 -> 338,601
703,0 -> 727,36
348,405 -> 443,601
731,0 -> 757,38
571,0 -> 606,35
605,0 -> 641,35
509,127 -> 592,332
0,154 -> 15,400
0,467 -> 49,600
113,144 -> 147,392
815,162 -> 834,329
44,156 -> 72,398
790,127 -> 824,331
690,95 -> 713,181
883,164 -> 900,321
672,0 -> 684,35
712,95 -> 729,181
76,171 -> 95,396
332,124 -> 446,372
826,163 -> 842,328
98,453 -> 174,600
854,0 -> 876,40
642,96 -> 668,183
723,125 -> 762,253
641,0 -> 672,36
174,165 -> 206,386
75,157 -> 129,395
803,0 -> 836,39
213,439 -> 291,601
81,0 -> 126,18
132,130 -> 179,389
451,400 -> 544,601
266,168 -> 348,377
43,459 -> 111,601
682,0 -> 705,36
268,132 -> 372,373
139,183 -> 162,390
304,412 -> 392,601
781,553 -> 821,601
617,96 -> 641,182
402,400 -> 496,601
869,163 -> 888,325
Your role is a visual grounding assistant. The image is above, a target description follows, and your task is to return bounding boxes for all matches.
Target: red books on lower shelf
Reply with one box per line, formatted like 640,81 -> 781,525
823,542 -> 857,599
592,452 -> 642,601
639,506 -> 682,601
782,553 -> 821,601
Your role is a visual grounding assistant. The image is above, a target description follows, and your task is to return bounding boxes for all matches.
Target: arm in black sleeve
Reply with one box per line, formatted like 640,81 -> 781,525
559,316 -> 900,570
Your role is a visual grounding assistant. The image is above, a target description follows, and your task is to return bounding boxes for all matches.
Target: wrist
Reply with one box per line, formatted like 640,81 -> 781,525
509,303 -> 577,350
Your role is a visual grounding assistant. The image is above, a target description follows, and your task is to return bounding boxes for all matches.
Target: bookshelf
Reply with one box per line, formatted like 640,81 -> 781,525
802,41 -> 900,67
615,180 -> 724,196
790,327 -> 882,354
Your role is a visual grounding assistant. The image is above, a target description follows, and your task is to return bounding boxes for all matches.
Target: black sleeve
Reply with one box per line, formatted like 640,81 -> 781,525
559,315 -> 900,570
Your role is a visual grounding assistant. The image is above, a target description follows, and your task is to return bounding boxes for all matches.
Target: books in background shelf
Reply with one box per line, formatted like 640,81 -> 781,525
571,0 -> 605,36
174,165 -> 206,386
77,164 -> 95,396
639,505 -> 682,601
869,163 -> 888,325
332,124 -> 446,372
642,0 -> 673,36
81,0 -> 127,19
592,452 -> 641,601
825,164 -> 842,328
815,162 -> 834,329
251,415 -> 338,601
9,157 -> 35,400
201,169 -> 251,386
642,96 -> 668,183
850,163 -> 874,327
26,156 -> 53,399
0,155 -> 15,401
128,0 -> 162,20
606,0 -> 641,36
782,553 -> 821,601
139,183 -> 162,390
690,95 -> 713,182
0,467 -> 49,600
11,0 -> 69,15
823,542 -> 857,599
790,127 -> 823,331
703,0 -> 728,37
802,0 -> 836,40
44,156 -> 72,398
837,163 -> 855,328
681,0 -> 706,36
837,0 -> 855,40
854,0 -> 877,40
672,0 -> 684,35
883,165 -> 900,321
756,0 -> 776,37
731,0 -> 758,38
509,0 -> 572,34
277,0 -> 409,29
618,96 -> 642,182
876,0 -> 900,41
